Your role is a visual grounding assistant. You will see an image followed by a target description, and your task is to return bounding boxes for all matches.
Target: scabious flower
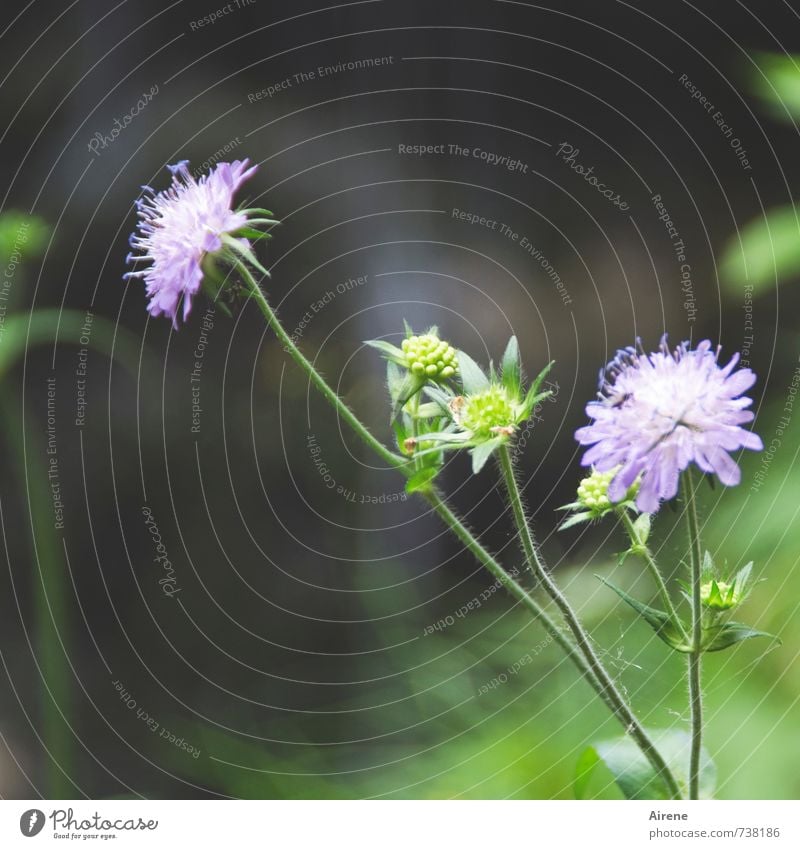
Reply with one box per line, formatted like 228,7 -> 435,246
575,337 -> 763,513
124,159 -> 259,327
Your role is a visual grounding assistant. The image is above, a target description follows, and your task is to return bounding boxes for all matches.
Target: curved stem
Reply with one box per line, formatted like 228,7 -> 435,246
236,257 -> 680,797
683,470 -> 704,800
422,488 -> 618,710
237,259 -> 407,471
618,511 -> 688,642
498,445 -> 682,800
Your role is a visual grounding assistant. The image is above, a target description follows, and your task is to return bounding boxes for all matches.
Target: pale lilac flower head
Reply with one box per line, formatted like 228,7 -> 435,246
575,337 -> 763,513
124,159 -> 258,327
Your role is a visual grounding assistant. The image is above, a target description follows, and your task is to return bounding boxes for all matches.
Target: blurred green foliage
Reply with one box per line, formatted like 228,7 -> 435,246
722,55 -> 800,291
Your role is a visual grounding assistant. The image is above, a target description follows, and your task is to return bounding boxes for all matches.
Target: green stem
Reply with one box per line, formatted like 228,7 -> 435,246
618,511 -> 688,642
237,260 -> 406,471
422,488 -> 618,709
498,445 -> 682,800
236,257 -> 679,797
683,470 -> 704,800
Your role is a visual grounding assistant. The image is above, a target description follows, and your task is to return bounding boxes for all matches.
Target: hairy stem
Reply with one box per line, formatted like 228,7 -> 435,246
237,258 -> 680,797
498,445 -> 682,800
237,260 -> 406,471
683,470 -> 704,800
618,511 -> 688,642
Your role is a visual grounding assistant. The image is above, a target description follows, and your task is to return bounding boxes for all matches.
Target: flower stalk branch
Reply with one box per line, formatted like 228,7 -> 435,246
237,257 -> 681,794
617,510 -> 688,642
497,445 -> 682,800
683,470 -> 704,801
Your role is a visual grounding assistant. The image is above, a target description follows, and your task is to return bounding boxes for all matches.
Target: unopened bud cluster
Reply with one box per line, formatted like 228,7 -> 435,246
576,467 -> 640,516
700,579 -> 742,611
459,386 -> 516,439
401,334 -> 457,380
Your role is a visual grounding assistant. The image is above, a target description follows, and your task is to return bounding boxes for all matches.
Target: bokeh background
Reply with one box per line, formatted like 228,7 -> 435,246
0,0 -> 798,799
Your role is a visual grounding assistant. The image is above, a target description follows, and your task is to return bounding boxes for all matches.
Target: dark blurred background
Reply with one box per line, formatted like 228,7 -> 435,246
0,0 -> 798,799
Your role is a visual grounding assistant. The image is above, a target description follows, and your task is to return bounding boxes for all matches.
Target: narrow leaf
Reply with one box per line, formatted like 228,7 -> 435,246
501,335 -> 521,396
456,350 -> 490,394
597,576 -> 688,652
559,512 -> 593,531
702,621 -> 780,653
365,339 -> 406,362
470,437 -> 503,473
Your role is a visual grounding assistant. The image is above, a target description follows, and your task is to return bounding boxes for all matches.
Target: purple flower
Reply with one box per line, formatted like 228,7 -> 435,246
124,159 -> 258,327
575,337 -> 763,513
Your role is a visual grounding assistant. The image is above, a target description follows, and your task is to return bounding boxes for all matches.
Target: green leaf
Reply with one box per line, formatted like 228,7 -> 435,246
220,233 -> 269,276
235,226 -> 273,242
597,576 -> 688,652
405,466 -> 439,494
575,729 -> 716,800
750,53 -> 800,120
414,402 -> 444,419
520,361 -> 554,418
720,204 -> 800,293
559,511 -> 593,530
239,207 -> 275,217
389,373 -> 426,421
423,385 -> 455,413
702,550 -> 715,579
470,437 -> 504,474
456,350 -> 490,394
0,309 -> 145,381
365,339 -> 406,363
734,561 -> 754,595
501,336 -> 521,396
702,621 -> 780,652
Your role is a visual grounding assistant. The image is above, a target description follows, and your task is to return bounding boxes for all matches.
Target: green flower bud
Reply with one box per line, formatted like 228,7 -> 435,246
700,579 -> 743,611
458,386 -> 516,439
575,467 -> 640,518
401,334 -> 457,382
